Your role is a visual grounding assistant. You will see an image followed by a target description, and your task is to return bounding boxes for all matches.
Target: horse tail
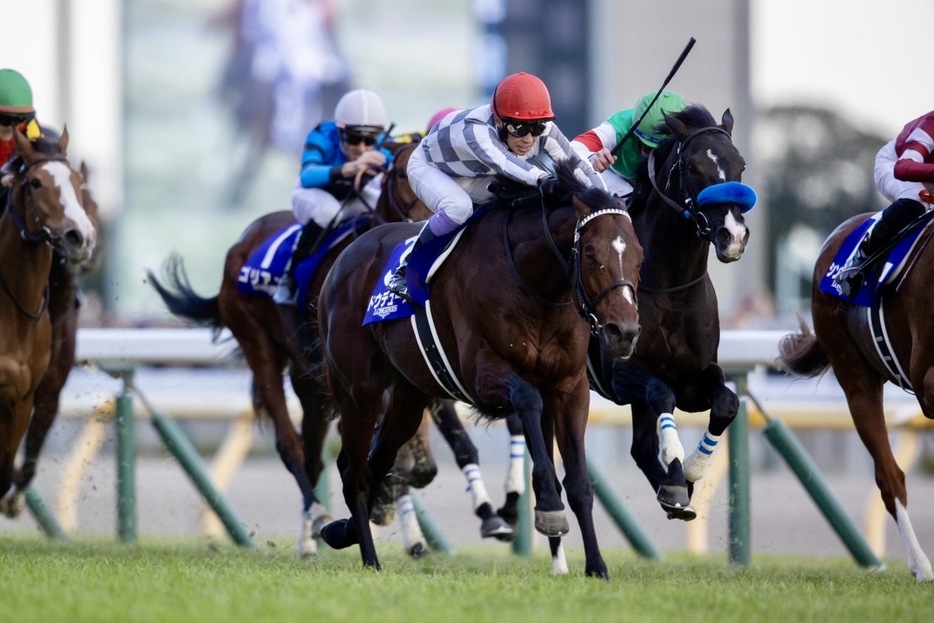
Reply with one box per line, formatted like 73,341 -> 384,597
147,253 -> 222,329
776,316 -> 831,378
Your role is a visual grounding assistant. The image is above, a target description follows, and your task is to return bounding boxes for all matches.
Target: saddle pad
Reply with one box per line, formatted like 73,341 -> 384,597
818,213 -> 927,306
237,216 -> 371,307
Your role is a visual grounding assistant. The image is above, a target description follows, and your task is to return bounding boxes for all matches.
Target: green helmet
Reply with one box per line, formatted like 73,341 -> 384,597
0,69 -> 34,116
631,90 -> 687,148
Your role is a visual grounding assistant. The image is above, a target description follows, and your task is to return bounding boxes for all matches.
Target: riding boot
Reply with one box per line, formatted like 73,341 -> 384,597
387,223 -> 436,301
272,221 -> 326,308
833,231 -> 872,297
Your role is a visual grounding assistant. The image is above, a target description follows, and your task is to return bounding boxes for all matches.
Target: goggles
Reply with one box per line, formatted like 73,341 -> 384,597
340,128 -> 380,146
502,119 -> 548,138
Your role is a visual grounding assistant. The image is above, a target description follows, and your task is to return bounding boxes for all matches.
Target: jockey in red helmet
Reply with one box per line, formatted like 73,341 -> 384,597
386,72 -> 605,301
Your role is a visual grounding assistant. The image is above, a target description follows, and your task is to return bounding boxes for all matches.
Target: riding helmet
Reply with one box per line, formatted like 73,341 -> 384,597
491,72 -> 555,122
0,68 -> 35,121
632,90 -> 687,148
334,89 -> 388,133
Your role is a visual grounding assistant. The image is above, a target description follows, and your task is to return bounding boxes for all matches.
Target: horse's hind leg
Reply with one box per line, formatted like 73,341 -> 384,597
427,399 -> 512,541
844,371 -> 933,581
497,413 -> 526,535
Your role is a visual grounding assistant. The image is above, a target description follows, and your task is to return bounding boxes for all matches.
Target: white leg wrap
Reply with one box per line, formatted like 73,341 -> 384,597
896,500 -> 934,582
683,431 -> 721,482
657,413 -> 685,466
506,435 -> 526,495
552,542 -> 569,575
296,506 -> 320,558
397,494 -> 426,553
463,463 -> 492,510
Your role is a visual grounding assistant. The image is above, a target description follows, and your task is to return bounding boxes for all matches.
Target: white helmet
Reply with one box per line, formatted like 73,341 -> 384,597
334,89 -> 388,132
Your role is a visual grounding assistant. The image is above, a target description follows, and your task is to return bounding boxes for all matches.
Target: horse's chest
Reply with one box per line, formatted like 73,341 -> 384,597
0,354 -> 40,401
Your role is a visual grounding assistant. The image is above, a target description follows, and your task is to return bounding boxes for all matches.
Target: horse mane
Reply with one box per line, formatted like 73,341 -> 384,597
487,158 -> 594,212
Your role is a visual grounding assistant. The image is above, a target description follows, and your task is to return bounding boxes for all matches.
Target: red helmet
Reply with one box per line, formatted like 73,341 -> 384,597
491,72 -> 555,122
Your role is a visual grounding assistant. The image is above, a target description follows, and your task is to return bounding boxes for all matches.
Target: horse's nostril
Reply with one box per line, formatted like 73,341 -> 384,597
64,230 -> 83,249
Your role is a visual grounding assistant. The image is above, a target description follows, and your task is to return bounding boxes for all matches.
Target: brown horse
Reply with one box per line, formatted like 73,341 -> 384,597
586,105 -> 753,520
0,128 -> 97,502
778,212 -> 934,582
149,140 -> 516,556
0,159 -> 102,518
316,160 -> 643,577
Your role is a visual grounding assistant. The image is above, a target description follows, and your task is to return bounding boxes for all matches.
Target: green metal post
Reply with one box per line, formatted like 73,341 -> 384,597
150,411 -> 256,549
115,370 -> 137,543
512,451 -> 533,556
410,491 -> 454,554
762,419 -> 882,568
25,485 -> 68,540
587,456 -> 660,559
727,378 -> 751,565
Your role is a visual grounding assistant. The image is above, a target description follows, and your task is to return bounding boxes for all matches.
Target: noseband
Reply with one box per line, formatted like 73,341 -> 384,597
646,126 -> 733,242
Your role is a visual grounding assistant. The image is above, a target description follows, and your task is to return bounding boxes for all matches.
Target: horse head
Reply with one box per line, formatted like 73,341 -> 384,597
11,127 -> 97,265
378,142 -> 433,223
557,163 -> 642,359
651,105 -> 752,263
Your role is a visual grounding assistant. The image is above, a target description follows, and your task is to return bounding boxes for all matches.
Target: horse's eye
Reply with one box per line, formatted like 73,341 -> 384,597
29,178 -> 41,189
584,246 -> 598,264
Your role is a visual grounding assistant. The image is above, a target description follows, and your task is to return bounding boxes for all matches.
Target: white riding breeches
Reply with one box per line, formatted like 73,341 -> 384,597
407,145 -> 495,226
290,174 -> 383,227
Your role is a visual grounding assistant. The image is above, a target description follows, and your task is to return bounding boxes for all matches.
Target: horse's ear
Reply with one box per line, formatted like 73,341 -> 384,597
13,126 -> 35,160
58,125 -> 70,156
720,109 -> 734,137
663,111 -> 689,141
571,195 -> 592,221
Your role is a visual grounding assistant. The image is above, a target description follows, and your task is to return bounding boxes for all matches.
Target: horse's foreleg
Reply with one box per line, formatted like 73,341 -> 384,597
548,536 -> 568,574
395,492 -> 428,558
683,367 -> 738,484
640,378 -> 694,520
549,377 -> 608,579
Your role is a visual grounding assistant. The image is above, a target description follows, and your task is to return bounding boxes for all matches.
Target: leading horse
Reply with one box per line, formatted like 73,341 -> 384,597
316,160 -> 643,577
586,105 -> 753,520
778,212 -> 934,582
0,128 -> 97,501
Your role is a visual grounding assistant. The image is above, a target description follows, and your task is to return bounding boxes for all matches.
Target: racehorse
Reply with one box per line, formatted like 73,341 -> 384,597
586,105 -> 754,520
148,139 -> 519,555
0,128 -> 97,502
777,212 -> 934,582
316,160 -> 643,577
0,159 -> 102,518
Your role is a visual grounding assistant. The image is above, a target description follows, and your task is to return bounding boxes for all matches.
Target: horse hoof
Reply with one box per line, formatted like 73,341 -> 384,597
480,516 -> 514,541
408,541 -> 429,559
369,503 -> 395,527
320,518 -> 358,550
534,510 -> 569,537
663,503 -> 697,522
310,513 -> 333,539
656,483 -> 691,511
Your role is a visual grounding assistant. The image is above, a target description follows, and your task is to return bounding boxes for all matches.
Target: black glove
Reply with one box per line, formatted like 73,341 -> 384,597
538,175 -> 562,201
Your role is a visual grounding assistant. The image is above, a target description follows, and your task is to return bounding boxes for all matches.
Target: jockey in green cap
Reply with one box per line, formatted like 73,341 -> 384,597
0,68 -> 43,203
572,90 -> 688,199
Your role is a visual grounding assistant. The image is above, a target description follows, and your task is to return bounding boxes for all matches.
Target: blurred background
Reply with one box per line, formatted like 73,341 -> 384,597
3,0 -> 932,328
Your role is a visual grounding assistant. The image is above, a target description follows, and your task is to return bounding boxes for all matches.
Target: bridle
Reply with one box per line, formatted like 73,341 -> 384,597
503,198 -> 638,337
379,145 -> 422,222
646,126 -> 734,242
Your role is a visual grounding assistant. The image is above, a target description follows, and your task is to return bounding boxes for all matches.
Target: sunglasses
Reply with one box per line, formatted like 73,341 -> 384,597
341,130 -> 379,146
502,119 -> 547,138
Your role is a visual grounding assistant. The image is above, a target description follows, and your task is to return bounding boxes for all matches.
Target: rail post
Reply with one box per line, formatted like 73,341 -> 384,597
114,368 -> 137,543
587,456 -> 660,559
25,486 -> 68,540
727,375 -> 751,565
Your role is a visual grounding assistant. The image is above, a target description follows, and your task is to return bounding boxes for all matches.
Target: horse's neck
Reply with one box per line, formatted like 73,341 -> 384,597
503,207 -> 576,303
636,200 -> 709,290
0,213 -> 53,312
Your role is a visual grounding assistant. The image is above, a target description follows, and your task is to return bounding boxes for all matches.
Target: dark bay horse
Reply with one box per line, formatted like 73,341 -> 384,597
778,212 -> 934,582
0,128 -> 97,502
587,105 -> 753,520
149,140 -> 518,555
316,161 -> 643,577
0,160 -> 102,518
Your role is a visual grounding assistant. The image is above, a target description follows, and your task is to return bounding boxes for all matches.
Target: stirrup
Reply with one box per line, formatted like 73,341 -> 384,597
387,266 -> 409,297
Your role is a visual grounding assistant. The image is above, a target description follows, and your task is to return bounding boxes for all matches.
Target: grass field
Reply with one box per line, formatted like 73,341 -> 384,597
1,536 -> 930,623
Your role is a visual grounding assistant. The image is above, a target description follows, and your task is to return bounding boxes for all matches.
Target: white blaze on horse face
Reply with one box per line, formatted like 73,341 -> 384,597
722,210 -> 747,258
612,236 -> 635,305
706,149 -> 727,182
46,161 -> 97,250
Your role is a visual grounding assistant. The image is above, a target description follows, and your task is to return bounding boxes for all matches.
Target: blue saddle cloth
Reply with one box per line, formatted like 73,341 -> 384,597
818,213 -> 927,306
236,216 -> 372,308
363,212 -> 483,325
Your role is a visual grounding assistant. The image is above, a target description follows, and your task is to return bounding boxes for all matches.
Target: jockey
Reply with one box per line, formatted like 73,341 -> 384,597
834,110 -> 934,296
386,71 -> 605,301
0,68 -> 43,203
274,88 -> 392,310
571,90 -> 687,199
